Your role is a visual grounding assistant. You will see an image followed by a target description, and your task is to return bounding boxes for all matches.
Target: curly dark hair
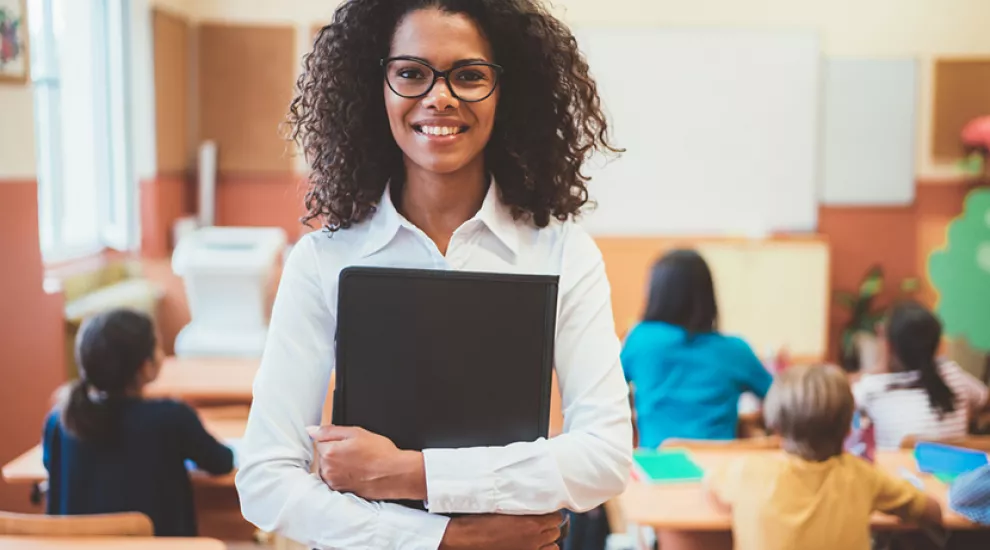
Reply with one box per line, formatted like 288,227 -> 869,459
290,0 -> 620,231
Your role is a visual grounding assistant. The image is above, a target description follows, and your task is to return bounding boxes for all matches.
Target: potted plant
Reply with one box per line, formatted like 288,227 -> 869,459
834,266 -> 918,372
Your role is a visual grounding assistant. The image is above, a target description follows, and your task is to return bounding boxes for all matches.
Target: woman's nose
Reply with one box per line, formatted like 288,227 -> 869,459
421,78 -> 459,111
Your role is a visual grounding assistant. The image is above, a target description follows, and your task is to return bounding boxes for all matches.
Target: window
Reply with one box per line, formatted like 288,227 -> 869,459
28,0 -> 138,262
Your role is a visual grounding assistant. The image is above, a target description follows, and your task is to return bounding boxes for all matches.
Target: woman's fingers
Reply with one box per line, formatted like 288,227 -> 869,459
306,424 -> 363,442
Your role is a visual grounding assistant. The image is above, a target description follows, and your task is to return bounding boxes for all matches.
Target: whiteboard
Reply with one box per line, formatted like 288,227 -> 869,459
574,28 -> 821,236
820,58 -> 917,205
699,241 -> 829,360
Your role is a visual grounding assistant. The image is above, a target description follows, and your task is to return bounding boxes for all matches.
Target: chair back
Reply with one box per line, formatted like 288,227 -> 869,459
661,435 -> 782,451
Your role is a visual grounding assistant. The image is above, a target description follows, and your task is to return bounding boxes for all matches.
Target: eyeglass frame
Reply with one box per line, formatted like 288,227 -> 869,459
381,56 -> 504,103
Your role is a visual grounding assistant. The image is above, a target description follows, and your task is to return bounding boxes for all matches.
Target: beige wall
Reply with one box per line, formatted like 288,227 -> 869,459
0,86 -> 36,180
172,0 -> 990,180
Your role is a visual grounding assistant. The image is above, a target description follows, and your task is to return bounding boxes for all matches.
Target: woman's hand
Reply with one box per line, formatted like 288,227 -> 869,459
307,425 -> 426,501
439,513 -> 566,550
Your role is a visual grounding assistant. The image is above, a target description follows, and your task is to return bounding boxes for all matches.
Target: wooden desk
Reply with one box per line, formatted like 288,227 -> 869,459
145,357 -> 259,404
620,449 -> 977,531
1,419 -> 245,487
0,537 -> 226,549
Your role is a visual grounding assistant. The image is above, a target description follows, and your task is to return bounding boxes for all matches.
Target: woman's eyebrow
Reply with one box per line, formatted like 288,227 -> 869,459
451,57 -> 490,66
391,55 -> 491,67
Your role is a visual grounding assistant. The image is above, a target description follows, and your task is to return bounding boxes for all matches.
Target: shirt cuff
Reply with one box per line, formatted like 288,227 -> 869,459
375,503 -> 450,550
423,447 -> 496,514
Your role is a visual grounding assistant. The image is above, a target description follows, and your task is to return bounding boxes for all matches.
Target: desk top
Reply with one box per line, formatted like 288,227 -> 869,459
1,419 -> 245,487
619,449 -> 978,531
145,357 -> 259,403
0,537 -> 225,549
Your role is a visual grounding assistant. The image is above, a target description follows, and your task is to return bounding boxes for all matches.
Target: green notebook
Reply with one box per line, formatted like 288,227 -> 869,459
633,449 -> 705,484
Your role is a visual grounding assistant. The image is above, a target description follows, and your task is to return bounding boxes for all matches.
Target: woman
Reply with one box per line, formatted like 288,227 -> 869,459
853,301 -> 989,450
235,1 -> 633,549
622,249 -> 773,448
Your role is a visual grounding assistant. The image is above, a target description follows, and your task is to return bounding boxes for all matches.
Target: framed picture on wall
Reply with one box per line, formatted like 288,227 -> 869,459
0,0 -> 28,84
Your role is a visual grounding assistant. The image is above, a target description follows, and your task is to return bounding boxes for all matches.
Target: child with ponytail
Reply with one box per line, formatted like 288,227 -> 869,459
854,301 -> 989,450
43,309 -> 234,536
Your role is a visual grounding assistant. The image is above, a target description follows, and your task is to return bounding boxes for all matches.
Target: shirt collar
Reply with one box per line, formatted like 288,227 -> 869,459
475,180 -> 520,256
359,179 -> 520,259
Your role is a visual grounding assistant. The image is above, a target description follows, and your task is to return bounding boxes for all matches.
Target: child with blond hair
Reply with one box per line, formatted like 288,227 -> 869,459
706,364 -> 941,550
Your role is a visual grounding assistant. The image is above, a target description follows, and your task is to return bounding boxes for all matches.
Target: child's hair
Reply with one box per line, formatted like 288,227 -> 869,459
643,249 -> 718,335
59,309 -> 158,442
885,301 -> 955,418
764,364 -> 854,461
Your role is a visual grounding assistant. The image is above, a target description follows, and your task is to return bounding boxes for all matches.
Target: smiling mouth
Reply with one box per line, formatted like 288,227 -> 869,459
412,124 -> 469,137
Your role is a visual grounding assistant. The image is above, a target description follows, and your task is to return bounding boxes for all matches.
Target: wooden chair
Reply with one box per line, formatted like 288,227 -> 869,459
899,434 -> 990,452
0,511 -> 153,537
196,405 -> 251,421
661,435 -> 782,451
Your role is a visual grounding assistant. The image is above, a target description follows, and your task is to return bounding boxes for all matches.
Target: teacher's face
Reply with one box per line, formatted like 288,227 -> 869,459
384,9 -> 499,176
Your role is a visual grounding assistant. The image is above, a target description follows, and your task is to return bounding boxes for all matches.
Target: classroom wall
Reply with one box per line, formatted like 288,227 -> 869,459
143,0 -> 985,357
0,87 -> 66,512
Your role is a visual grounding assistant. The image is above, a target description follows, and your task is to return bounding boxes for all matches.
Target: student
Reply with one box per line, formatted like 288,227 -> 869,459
44,309 -> 234,536
950,463 -> 990,525
621,249 -> 773,447
707,364 -> 942,550
854,301 -> 989,450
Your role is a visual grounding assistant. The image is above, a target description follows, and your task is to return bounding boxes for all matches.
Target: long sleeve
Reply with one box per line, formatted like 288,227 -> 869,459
423,227 -> 634,515
235,236 -> 449,550
734,339 -> 773,398
173,402 -> 234,475
949,464 -> 990,524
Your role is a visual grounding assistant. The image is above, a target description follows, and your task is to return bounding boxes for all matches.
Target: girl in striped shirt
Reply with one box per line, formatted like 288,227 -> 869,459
853,301 -> 989,450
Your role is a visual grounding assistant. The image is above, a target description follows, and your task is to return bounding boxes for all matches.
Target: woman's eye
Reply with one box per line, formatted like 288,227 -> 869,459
397,68 -> 426,80
456,70 -> 487,82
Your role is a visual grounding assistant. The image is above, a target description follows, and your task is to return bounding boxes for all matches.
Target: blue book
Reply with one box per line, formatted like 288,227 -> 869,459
914,442 -> 989,478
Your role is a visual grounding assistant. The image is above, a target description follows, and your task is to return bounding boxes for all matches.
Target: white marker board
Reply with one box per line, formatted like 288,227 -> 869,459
820,58 -> 917,206
574,28 -> 821,236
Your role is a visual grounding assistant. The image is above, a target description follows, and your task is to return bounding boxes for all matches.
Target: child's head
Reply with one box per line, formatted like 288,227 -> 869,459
764,364 -> 854,461
61,309 -> 163,441
881,301 -> 955,416
644,249 -> 717,334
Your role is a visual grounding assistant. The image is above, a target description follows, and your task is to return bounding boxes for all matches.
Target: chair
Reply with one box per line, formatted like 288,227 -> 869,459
0,511 -> 154,537
899,434 -> 990,452
661,435 -> 782,451
196,405 -> 251,421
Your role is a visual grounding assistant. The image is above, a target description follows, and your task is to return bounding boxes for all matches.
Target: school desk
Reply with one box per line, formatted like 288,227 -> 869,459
617,449 -> 984,550
144,356 -> 259,404
0,537 -> 226,549
1,418 -> 245,488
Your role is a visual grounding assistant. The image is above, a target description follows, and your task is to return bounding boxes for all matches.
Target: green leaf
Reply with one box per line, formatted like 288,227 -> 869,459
834,291 -> 857,308
900,278 -> 920,293
859,267 -> 884,298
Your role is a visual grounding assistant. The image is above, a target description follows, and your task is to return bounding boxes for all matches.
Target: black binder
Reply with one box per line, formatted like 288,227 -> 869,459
332,267 -> 559,454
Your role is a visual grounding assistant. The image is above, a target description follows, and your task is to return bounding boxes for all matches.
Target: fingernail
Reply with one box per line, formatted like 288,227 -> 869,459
305,425 -> 320,438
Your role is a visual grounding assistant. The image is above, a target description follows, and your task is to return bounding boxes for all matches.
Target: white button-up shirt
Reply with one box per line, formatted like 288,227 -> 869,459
235,184 -> 633,549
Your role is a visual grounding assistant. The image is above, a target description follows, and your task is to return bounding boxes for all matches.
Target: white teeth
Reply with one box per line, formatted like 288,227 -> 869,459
419,125 -> 461,136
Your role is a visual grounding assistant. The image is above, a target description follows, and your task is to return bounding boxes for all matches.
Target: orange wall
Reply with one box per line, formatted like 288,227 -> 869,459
215,174 -> 310,242
0,181 -> 66,512
140,175 -> 194,259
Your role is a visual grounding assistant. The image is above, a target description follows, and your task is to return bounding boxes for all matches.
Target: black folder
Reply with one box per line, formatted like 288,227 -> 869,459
332,267 -> 559,454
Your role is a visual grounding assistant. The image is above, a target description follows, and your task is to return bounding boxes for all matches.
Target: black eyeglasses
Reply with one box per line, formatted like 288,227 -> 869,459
382,56 -> 503,103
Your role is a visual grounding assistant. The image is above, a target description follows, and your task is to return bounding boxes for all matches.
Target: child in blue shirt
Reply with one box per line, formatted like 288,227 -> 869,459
622,249 -> 773,447
44,309 -> 234,536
